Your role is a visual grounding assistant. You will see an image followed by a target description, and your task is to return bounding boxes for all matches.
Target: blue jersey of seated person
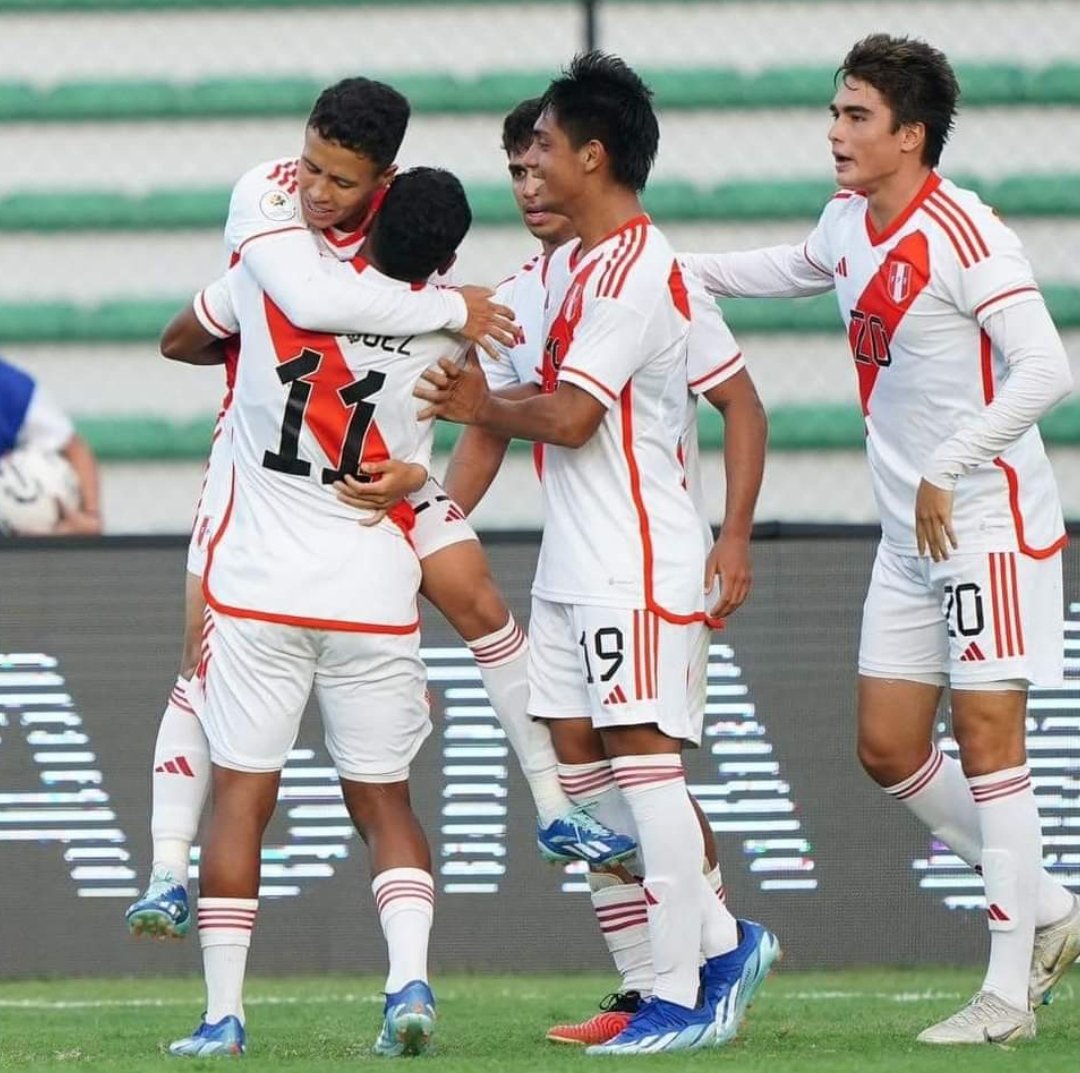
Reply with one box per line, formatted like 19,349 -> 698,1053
0,357 -> 36,456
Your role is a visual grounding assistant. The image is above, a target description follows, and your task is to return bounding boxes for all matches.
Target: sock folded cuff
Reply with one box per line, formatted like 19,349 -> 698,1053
592,882 -> 649,946
885,745 -> 943,800
197,897 -> 258,948
558,760 -> 615,801
610,754 -> 684,796
468,615 -> 527,667
372,868 -> 435,920
968,765 -> 1032,805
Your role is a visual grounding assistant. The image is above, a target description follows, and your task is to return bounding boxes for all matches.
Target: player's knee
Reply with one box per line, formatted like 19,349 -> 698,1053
454,581 -> 511,641
953,725 -> 1026,778
857,734 -> 917,788
548,718 -> 606,766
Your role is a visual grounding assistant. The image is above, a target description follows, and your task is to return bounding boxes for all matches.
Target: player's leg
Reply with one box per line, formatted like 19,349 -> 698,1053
126,570 -> 212,939
169,612 -> 313,1058
414,491 -> 632,864
317,629 -> 436,1058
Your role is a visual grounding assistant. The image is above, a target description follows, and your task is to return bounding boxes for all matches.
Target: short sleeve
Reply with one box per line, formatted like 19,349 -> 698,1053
223,159 -> 306,255
557,297 -> 648,408
684,270 -> 744,396
19,383 -> 74,452
194,274 -> 239,338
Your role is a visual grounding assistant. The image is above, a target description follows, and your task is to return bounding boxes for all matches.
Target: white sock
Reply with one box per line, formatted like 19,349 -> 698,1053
558,761 -> 642,873
701,863 -> 738,957
969,766 -> 1041,1010
589,872 -> 654,995
469,616 -> 571,825
886,746 -> 1073,928
611,755 -> 702,1009
150,675 -> 211,884
198,897 -> 257,1025
372,867 -> 434,993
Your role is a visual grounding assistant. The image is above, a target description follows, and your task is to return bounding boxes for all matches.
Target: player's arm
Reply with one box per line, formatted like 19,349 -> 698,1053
680,244 -> 835,299
916,298 -> 1073,559
443,382 -> 540,515
702,370 -> 768,618
161,277 -> 236,365
225,170 -> 515,356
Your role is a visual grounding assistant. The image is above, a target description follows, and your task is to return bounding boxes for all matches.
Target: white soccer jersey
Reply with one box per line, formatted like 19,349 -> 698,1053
479,253 -> 551,391
200,256 -> 467,630
684,172 -> 1066,559
531,215 -> 705,620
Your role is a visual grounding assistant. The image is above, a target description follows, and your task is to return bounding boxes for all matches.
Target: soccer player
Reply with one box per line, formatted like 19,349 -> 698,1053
415,54 -> 776,1055
681,34 -> 1077,1044
412,97 -> 773,1047
0,354 -> 101,534
126,79 -> 632,942
167,167 -> 476,1058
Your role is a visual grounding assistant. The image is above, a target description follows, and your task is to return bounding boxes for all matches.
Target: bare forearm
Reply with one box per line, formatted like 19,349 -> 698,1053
474,389 -> 593,448
62,435 -> 101,516
710,388 -> 768,537
443,425 -> 511,515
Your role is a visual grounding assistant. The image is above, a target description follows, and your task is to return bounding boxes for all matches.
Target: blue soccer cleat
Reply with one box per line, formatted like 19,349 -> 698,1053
168,1015 -> 245,1057
703,918 -> 781,1046
584,996 -> 715,1055
536,808 -> 637,866
373,979 -> 436,1057
126,868 -> 190,939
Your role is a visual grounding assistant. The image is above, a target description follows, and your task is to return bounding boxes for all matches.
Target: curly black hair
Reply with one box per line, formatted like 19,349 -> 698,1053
307,78 -> 410,170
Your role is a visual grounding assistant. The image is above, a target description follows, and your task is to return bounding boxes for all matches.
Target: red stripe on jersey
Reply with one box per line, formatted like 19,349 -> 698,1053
197,290 -> 232,338
992,459 -> 1070,560
989,553 -> 1005,658
596,228 -> 633,298
606,223 -> 649,299
688,353 -> 742,391
652,612 -> 660,700
849,230 -> 931,416
866,171 -> 941,246
236,225 -> 308,258
980,330 -> 995,405
633,610 -> 644,700
560,365 -> 618,402
542,257 -> 602,392
974,286 -> 1041,320
921,201 -> 971,268
643,610 -> 654,701
802,242 -> 831,277
667,260 -> 691,320
999,552 -> 1015,657
934,189 -> 991,259
927,193 -> 984,265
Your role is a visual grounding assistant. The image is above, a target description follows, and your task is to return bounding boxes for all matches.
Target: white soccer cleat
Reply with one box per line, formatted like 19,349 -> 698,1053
916,990 -> 1035,1045
1030,893 -> 1080,1007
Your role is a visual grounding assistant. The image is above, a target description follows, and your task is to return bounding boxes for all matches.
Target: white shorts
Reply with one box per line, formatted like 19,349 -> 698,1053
409,477 -> 477,560
527,596 -> 700,744
199,610 -> 430,781
186,421 -> 232,577
859,543 -> 1064,688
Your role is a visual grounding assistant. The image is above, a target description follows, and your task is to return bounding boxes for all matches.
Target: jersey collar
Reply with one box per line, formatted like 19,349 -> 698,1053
569,213 -> 651,270
864,171 -> 941,246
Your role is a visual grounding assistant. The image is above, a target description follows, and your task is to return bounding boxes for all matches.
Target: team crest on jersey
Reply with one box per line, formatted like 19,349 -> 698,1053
563,280 -> 585,323
888,261 -> 913,304
259,189 -> 297,222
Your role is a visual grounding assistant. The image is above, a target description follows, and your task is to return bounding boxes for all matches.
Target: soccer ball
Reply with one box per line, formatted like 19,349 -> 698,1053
0,447 -> 81,535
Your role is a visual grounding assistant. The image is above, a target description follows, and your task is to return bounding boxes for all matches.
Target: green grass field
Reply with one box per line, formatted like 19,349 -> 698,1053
0,970 -> 1076,1071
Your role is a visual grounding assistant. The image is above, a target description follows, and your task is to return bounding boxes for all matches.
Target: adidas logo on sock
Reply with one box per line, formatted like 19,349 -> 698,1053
603,685 -> 628,705
155,755 -> 195,777
959,642 -> 986,662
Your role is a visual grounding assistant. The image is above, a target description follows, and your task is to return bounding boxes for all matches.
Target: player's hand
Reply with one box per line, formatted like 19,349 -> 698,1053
415,350 -> 490,424
915,478 -> 958,561
704,530 -> 752,620
332,461 -> 427,528
456,285 -> 517,361
51,501 -> 103,536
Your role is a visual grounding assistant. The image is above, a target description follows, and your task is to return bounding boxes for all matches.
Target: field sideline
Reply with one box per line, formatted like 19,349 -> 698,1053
0,969 -> 1076,1071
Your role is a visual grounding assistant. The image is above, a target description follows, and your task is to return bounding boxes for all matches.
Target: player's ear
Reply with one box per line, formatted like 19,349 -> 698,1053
899,121 -> 926,158
437,252 -> 458,276
581,139 -> 605,176
379,165 -> 398,188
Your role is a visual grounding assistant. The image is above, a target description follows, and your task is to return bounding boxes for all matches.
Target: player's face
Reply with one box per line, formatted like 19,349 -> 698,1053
828,77 -> 915,192
297,128 -> 392,232
521,108 -> 586,216
507,147 -> 576,246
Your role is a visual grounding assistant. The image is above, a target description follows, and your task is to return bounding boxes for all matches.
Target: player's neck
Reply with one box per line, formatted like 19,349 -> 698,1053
865,166 -> 934,234
572,190 -> 646,254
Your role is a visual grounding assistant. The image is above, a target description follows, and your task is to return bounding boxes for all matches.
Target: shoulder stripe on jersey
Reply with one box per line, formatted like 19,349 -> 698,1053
926,192 -> 989,266
236,225 -> 308,258
605,223 -> 649,299
197,290 -> 232,338
921,201 -> 973,268
596,228 -> 634,297
688,352 -> 743,390
802,241 -> 831,277
560,364 -> 618,402
974,285 -> 1041,319
933,190 -> 991,258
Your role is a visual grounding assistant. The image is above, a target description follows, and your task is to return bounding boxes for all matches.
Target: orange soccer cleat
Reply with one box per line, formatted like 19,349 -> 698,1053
546,990 -> 643,1046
